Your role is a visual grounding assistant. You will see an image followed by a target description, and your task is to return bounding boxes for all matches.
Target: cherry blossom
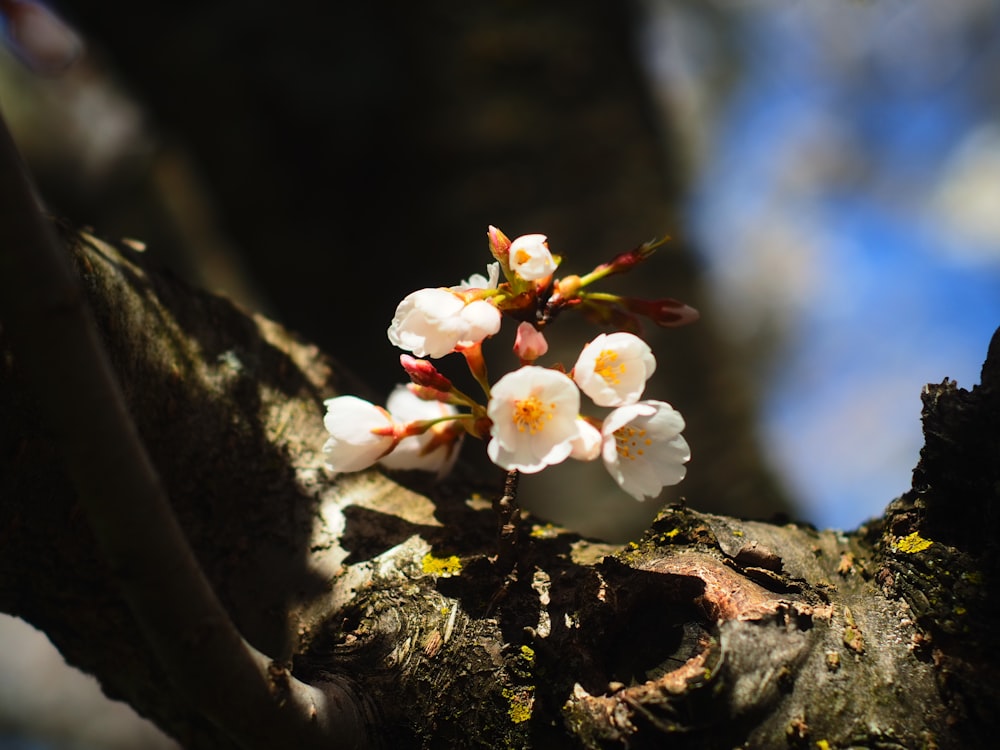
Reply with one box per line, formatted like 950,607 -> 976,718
573,332 -> 656,407
486,366 -> 581,473
329,224 -> 698,509
509,234 -> 556,281
387,287 -> 501,358
601,400 -> 689,501
378,385 -> 462,477
322,396 -> 396,473
569,417 -> 602,462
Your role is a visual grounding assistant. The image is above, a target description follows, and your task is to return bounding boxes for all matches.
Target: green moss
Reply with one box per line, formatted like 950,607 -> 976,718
421,552 -> 462,577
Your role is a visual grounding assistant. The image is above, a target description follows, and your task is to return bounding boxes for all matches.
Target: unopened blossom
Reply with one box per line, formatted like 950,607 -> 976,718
621,297 -> 700,328
323,396 -> 396,473
573,332 -> 656,407
379,385 -> 462,477
487,225 -> 512,265
509,234 -> 556,281
601,400 -> 689,501
513,321 -> 548,363
399,354 -> 453,393
486,366 -> 581,473
388,287 -> 502,358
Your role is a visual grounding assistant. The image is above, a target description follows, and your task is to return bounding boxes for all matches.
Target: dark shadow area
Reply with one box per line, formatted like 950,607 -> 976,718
34,0 -> 792,530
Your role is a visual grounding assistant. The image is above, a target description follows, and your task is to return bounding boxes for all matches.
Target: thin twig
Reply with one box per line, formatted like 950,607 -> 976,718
0,107 -> 370,748
492,468 -> 521,570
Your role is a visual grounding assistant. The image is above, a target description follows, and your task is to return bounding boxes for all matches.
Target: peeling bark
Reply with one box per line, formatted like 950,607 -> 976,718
2,229 -> 998,748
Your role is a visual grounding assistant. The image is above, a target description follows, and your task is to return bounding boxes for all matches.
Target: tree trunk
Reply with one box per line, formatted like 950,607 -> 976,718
3,228 -> 997,748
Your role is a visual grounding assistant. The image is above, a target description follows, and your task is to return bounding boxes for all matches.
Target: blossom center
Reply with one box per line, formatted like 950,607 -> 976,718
514,249 -> 531,265
512,396 -> 555,434
595,349 -> 626,384
614,425 -> 652,461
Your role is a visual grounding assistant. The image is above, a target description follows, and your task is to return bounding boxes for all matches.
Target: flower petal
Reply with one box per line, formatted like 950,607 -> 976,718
600,400 -> 689,501
573,332 -> 656,407
388,287 -> 500,358
486,366 -> 581,472
378,385 -> 463,477
509,234 -> 556,281
323,396 -> 396,473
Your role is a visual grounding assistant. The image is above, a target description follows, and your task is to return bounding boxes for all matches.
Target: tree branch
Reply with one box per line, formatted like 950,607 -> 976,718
0,105 -> 371,749
4,201 -> 999,746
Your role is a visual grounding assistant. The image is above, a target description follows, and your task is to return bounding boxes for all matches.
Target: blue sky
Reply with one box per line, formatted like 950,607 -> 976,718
675,0 -> 1000,529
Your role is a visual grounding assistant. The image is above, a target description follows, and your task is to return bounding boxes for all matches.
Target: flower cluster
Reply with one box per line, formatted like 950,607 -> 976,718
323,227 -> 698,501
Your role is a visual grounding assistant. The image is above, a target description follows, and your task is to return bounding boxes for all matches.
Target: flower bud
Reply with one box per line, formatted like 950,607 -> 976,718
487,225 -> 512,264
555,274 -> 582,299
622,297 -> 700,328
400,354 -> 454,392
513,322 -> 549,363
509,234 -> 556,281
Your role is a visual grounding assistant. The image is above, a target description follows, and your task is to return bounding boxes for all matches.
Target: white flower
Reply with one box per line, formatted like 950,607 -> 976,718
388,287 -> 502,358
573,332 -> 656,407
509,234 -> 556,281
569,418 -> 602,462
378,385 -> 462,477
323,396 -> 396,473
454,262 -> 500,291
486,366 -> 581,473
601,400 -> 689,501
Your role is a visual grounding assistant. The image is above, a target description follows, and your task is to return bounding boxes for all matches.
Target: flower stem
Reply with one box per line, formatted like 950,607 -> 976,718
492,469 -> 521,572
461,342 -> 492,399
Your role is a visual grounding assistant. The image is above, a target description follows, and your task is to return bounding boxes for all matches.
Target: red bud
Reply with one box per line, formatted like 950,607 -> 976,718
400,355 -> 454,392
622,297 -> 699,328
487,225 -> 512,264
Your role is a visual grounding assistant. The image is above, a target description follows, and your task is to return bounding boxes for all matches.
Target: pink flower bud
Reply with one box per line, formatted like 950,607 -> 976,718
513,322 -> 549,363
487,225 -> 512,264
400,354 -> 454,392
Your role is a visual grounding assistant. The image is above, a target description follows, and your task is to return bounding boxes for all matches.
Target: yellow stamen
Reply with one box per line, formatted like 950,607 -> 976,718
514,249 -> 531,265
614,425 -> 648,462
594,349 -> 626,385
513,396 -> 554,434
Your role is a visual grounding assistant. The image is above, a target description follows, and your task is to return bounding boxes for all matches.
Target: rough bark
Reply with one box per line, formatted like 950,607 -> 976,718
3,227 -> 997,749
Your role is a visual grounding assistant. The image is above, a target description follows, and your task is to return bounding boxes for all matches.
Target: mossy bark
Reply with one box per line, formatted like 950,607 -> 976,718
2,230 -> 997,748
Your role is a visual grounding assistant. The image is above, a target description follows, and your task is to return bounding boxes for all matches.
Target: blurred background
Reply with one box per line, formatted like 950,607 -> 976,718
2,0 -> 999,746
